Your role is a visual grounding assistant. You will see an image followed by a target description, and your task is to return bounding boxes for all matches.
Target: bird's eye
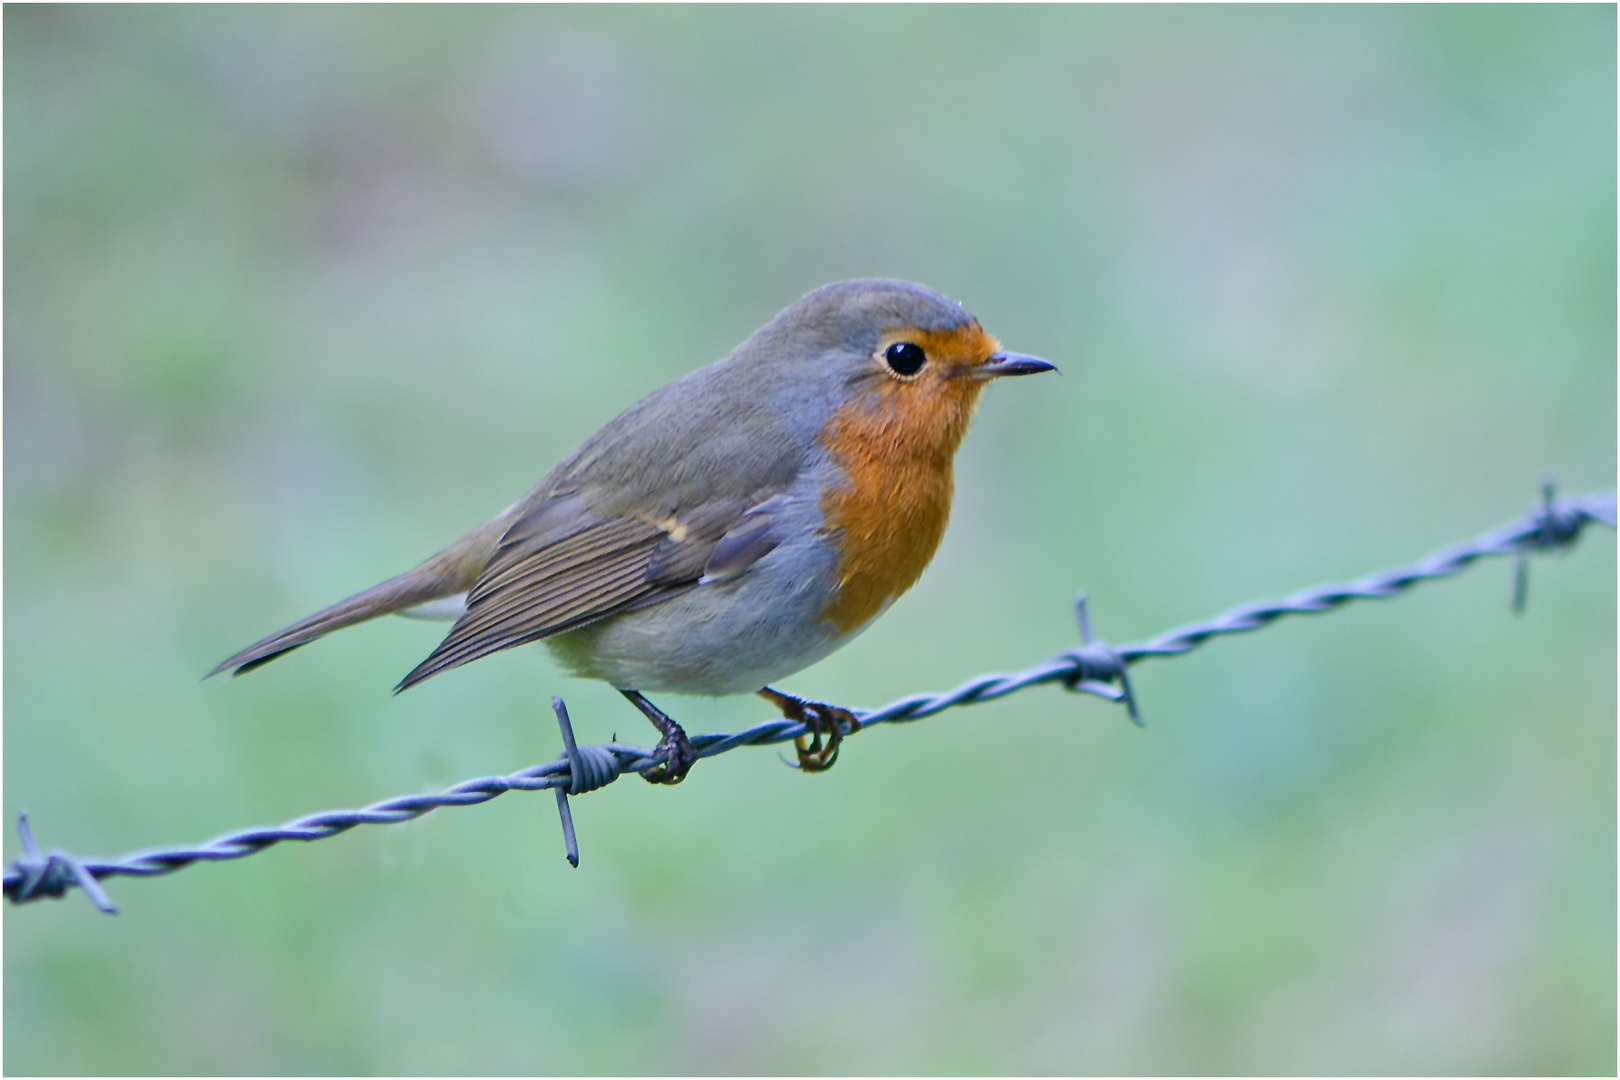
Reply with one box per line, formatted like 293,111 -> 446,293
882,341 -> 927,377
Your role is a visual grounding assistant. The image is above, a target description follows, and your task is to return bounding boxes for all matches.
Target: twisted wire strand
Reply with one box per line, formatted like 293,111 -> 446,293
6,485 -> 1613,911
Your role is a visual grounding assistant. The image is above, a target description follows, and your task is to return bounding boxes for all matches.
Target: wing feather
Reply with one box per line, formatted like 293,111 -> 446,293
396,487 -> 793,691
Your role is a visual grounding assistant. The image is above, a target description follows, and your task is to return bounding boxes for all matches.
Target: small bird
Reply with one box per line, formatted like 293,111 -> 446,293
210,279 -> 1055,783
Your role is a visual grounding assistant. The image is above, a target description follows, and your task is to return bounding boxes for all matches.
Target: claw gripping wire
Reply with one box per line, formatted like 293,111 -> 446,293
5,481 -> 1613,911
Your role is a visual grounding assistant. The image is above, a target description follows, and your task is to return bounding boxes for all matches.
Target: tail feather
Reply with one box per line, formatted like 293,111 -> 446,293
208,509 -> 518,681
206,569 -> 464,679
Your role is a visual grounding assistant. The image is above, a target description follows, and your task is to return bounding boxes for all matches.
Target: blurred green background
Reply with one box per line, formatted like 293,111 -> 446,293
5,6 -> 1614,1075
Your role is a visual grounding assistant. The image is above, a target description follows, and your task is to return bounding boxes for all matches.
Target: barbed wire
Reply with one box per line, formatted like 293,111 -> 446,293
7,481 -> 1614,913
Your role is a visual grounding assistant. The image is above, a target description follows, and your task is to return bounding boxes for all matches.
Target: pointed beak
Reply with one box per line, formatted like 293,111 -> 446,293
975,350 -> 1058,379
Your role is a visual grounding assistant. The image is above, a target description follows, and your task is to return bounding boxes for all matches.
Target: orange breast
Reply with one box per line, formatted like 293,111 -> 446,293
817,368 -> 987,634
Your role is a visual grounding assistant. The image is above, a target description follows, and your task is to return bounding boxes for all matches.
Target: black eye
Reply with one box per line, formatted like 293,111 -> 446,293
883,341 -> 927,377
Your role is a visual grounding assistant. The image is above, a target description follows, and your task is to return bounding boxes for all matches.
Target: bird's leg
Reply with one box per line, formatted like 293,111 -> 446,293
758,687 -> 862,772
619,690 -> 697,784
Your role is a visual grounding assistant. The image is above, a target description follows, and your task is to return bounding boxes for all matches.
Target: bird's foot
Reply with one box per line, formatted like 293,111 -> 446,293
758,687 -> 862,772
646,727 -> 697,785
619,690 -> 697,784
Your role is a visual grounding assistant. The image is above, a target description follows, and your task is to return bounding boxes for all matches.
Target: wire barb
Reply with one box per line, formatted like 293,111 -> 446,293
1063,592 -> 1142,725
549,695 -> 624,867
7,813 -> 117,914
4,481 -> 1613,910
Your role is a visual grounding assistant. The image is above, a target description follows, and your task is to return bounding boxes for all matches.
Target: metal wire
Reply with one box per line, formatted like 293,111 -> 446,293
6,483 -> 1613,911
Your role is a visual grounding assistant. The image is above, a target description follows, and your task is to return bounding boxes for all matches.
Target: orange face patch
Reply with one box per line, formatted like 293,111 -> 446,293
881,322 -> 1001,378
815,321 -> 1001,633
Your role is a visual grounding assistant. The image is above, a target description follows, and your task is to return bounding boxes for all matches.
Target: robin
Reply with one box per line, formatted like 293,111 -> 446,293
210,279 -> 1056,783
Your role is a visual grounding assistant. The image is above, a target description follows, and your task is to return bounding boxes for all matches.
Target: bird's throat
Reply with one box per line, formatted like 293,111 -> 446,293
815,380 -> 983,633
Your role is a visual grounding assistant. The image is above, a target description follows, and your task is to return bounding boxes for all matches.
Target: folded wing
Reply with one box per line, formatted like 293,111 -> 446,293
395,488 -> 783,691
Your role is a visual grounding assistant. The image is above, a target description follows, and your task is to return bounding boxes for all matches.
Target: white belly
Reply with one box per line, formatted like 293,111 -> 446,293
540,526 -> 858,695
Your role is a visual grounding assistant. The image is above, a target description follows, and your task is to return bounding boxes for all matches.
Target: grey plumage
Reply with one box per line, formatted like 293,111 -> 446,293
210,279 -> 991,694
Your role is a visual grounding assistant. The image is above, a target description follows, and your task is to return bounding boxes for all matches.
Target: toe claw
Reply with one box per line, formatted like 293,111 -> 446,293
760,689 -> 858,773
619,689 -> 697,785
642,729 -> 697,785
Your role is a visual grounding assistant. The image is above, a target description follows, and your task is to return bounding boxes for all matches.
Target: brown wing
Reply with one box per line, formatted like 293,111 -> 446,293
394,489 -> 757,691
